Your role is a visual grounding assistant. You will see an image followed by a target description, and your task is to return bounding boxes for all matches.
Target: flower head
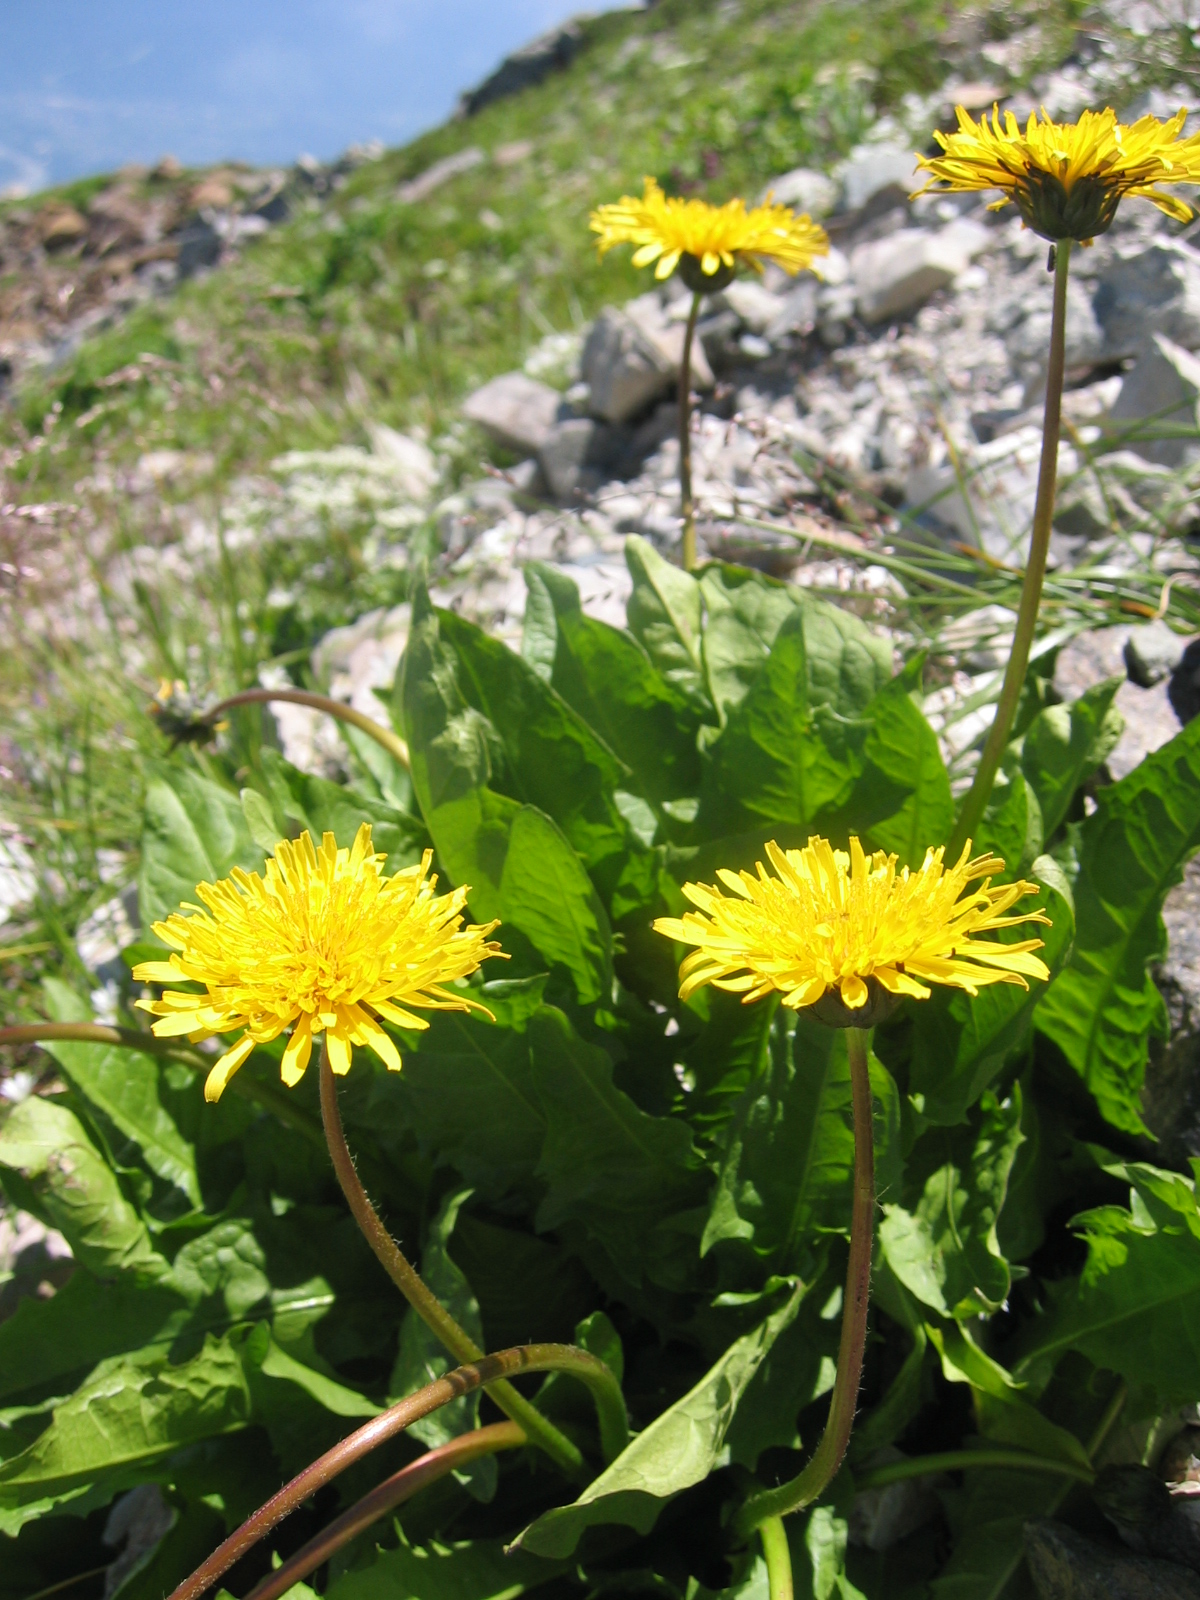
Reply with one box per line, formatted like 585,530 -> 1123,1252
914,105 -> 1200,242
653,836 -> 1049,1023
134,824 -> 503,1102
590,176 -> 828,290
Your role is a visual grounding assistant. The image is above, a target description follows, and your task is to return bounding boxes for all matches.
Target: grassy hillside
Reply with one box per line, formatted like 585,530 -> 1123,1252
0,0 -> 1085,1006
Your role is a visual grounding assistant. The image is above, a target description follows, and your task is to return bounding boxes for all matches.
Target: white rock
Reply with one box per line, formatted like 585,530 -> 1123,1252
765,278 -> 819,341
365,424 -> 437,500
312,604 -> 411,721
583,308 -> 673,423
583,303 -> 711,425
76,888 -> 138,982
836,145 -> 920,214
1107,333 -> 1200,466
853,222 -> 987,323
462,372 -> 563,455
0,830 -> 35,927
397,147 -> 484,204
720,278 -> 785,334
538,418 -> 612,499
625,295 -> 715,388
760,167 -> 838,216
1093,237 -> 1200,360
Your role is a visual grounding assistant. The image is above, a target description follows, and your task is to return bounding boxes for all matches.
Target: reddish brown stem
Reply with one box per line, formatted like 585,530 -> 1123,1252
736,1027 -> 875,1532
244,1422 -> 525,1600
203,687 -> 410,769
165,1344 -> 586,1600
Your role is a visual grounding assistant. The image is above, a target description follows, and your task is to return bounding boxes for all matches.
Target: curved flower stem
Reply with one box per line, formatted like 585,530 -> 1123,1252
166,1344 -> 618,1600
947,240 -> 1073,857
203,687 -> 410,770
318,1047 -> 624,1475
759,1515 -> 794,1600
736,1027 -> 875,1536
0,1020 -> 192,1057
854,1448 -> 1094,1491
245,1421 -> 526,1600
680,289 -> 702,572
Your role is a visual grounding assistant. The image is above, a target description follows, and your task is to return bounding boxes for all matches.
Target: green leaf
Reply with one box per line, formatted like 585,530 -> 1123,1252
256,1339 -> 379,1418
928,1467 -> 1070,1600
400,993 -> 546,1200
438,608 -> 629,851
138,765 -> 262,929
698,608 -> 862,836
0,1335 -> 252,1512
1034,713 -> 1200,1132
0,1097 -> 168,1281
699,564 -> 890,724
974,757 -> 1043,877
389,1187 -> 495,1498
239,785 -> 280,854
624,535 -> 709,713
703,1015 -> 900,1280
525,562 -> 703,806
326,1533 -> 566,1600
515,1286 -> 804,1558
530,1008 -> 703,1291
39,977 -> 201,1208
853,657 -> 953,867
1021,678 -> 1123,841
259,749 -> 427,868
879,1089 -> 1024,1319
1016,1161 -> 1200,1411
0,1269 -> 187,1405
906,857 -> 1074,1126
401,584 -> 613,1003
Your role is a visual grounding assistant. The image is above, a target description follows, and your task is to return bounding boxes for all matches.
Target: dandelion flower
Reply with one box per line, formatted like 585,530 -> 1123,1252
590,176 -> 828,289
134,824 -> 503,1102
914,105 -> 1200,242
654,836 -> 1049,1024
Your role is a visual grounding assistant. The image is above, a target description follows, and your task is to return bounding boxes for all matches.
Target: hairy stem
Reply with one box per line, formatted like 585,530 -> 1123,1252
736,1027 -> 875,1534
760,1515 -> 794,1600
245,1422 -> 526,1600
854,1448 -> 1095,1491
319,1048 -> 626,1474
948,240 -> 1072,856
203,687 -> 409,770
680,290 -> 701,571
166,1344 -> 618,1600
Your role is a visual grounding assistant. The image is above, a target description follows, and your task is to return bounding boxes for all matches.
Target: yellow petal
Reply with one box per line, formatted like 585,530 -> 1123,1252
204,1034 -> 256,1103
280,1015 -> 314,1088
327,1026 -> 354,1076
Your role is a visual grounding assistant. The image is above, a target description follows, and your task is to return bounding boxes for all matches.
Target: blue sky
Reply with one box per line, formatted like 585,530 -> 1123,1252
0,2 -> 622,194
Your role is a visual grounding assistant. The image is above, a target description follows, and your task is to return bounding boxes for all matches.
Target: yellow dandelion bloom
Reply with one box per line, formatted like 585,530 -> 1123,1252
653,836 -> 1050,1021
590,176 -> 828,287
914,105 -> 1200,242
133,824 -> 503,1102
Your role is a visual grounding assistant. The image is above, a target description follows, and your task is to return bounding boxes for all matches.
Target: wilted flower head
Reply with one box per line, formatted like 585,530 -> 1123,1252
590,176 -> 828,290
914,105 -> 1200,242
134,824 -> 503,1102
653,836 -> 1049,1025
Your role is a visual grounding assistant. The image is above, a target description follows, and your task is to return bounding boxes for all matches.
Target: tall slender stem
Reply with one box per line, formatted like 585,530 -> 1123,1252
947,240 -> 1072,856
736,1027 -> 875,1534
679,290 -> 702,571
245,1422 -> 525,1600
201,687 -> 410,769
166,1344 -> 615,1600
318,1048 -> 602,1477
760,1514 -> 794,1600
